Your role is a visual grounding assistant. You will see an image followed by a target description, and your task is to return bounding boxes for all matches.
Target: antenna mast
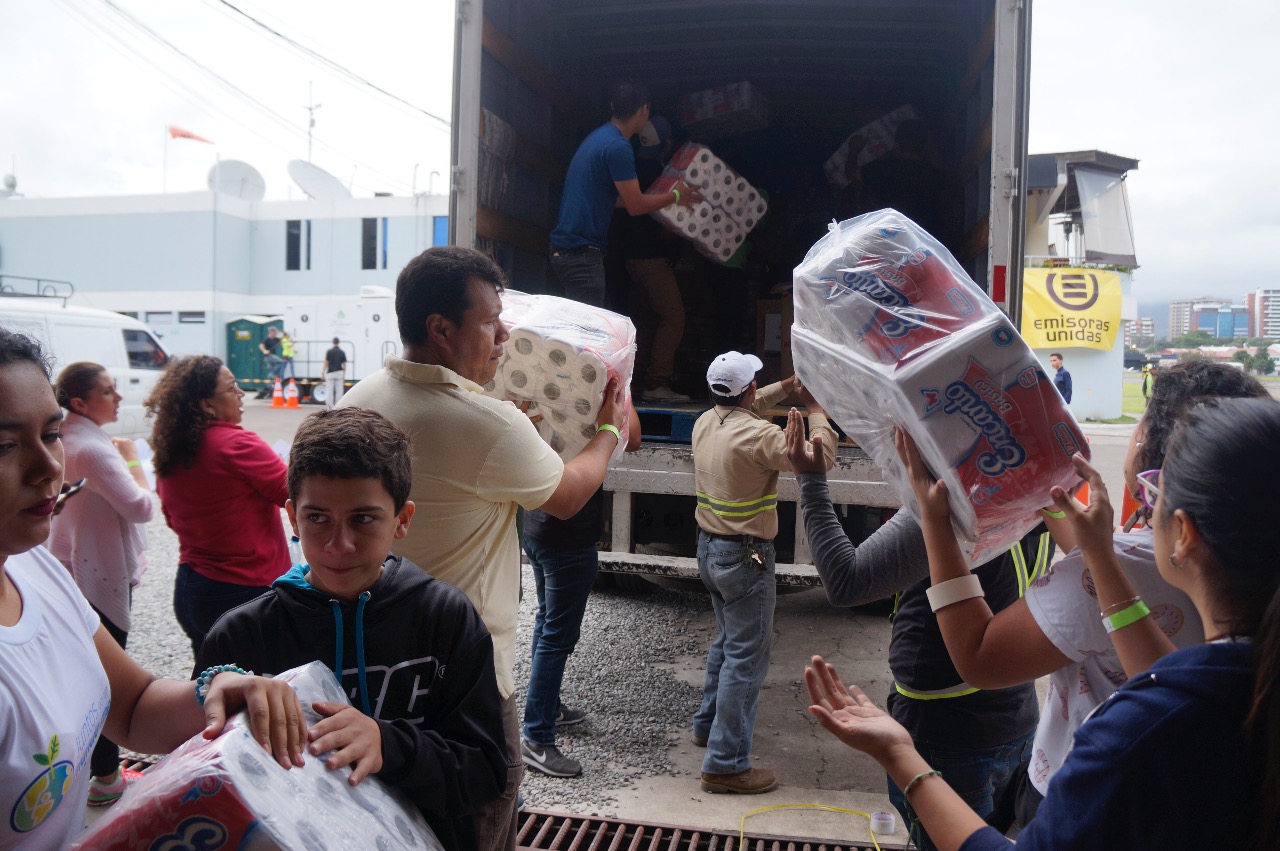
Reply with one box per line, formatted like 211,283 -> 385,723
305,82 -> 322,163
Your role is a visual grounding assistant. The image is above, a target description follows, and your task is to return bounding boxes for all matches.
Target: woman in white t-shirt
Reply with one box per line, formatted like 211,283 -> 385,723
892,360 -> 1271,826
0,329 -> 307,851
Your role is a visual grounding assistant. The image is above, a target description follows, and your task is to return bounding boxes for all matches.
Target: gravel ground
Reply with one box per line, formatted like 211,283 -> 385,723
124,506 -> 712,813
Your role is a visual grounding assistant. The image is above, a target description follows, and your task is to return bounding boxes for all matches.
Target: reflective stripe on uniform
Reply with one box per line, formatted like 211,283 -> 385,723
897,530 -> 1052,701
695,490 -> 778,518
894,681 -> 981,700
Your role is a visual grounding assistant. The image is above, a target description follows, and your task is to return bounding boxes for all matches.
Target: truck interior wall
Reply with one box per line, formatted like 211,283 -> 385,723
474,0 -> 1003,302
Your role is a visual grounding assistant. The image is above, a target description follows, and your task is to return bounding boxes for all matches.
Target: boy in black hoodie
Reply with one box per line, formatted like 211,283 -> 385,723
198,407 -> 507,850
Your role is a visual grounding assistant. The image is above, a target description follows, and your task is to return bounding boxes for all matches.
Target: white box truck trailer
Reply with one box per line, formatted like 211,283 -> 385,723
448,0 -> 1034,585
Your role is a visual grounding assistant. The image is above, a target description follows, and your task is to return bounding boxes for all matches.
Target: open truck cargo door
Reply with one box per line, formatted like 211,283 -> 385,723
448,0 -> 1035,584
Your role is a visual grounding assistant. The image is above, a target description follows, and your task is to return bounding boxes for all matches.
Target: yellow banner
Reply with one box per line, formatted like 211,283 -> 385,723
1020,268 -> 1122,350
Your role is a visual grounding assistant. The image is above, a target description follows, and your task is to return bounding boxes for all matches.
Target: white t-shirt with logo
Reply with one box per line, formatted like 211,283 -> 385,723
1,546 -> 110,850
1023,529 -> 1204,796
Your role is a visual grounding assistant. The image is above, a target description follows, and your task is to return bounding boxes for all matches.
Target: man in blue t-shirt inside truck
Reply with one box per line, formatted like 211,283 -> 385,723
549,80 -> 699,308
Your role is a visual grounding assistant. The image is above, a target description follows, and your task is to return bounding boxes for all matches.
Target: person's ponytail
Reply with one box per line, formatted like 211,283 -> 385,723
1248,584 -> 1280,851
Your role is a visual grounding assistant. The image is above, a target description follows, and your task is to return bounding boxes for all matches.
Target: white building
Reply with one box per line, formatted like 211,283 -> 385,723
1123,317 -> 1155,348
0,190 -> 449,358
1247,289 -> 1280,339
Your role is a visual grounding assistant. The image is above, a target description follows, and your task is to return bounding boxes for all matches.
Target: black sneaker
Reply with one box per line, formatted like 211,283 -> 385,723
521,740 -> 582,778
554,704 -> 587,728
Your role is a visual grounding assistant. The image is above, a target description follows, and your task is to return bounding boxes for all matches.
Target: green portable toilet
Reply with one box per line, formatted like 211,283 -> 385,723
226,315 -> 283,394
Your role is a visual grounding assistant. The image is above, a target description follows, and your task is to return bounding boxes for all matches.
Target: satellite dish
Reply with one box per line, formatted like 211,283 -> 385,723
208,161 -> 266,201
288,159 -> 350,201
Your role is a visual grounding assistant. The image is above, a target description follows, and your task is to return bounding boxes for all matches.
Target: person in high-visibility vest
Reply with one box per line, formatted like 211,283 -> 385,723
786,415 -> 1051,850
691,352 -> 835,795
1141,364 -> 1155,408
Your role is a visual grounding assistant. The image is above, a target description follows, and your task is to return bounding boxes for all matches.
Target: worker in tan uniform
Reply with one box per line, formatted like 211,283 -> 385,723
691,351 -> 836,794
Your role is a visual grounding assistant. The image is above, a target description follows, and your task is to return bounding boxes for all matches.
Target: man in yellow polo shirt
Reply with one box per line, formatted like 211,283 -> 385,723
691,352 -> 835,794
339,246 -> 624,851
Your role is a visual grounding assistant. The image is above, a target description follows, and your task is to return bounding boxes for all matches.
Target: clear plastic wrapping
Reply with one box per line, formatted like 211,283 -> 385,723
72,662 -> 442,850
648,142 -> 767,263
792,209 -> 1088,565
484,290 -> 636,462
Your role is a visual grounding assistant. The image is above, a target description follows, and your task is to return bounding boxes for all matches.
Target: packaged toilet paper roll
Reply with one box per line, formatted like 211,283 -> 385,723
792,209 -> 1087,566
485,291 -> 637,462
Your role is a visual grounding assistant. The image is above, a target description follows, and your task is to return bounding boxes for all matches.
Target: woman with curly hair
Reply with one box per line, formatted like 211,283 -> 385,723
146,355 -> 289,655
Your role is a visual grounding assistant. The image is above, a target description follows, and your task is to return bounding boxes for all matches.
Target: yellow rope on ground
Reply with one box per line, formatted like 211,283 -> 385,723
737,803 -> 884,850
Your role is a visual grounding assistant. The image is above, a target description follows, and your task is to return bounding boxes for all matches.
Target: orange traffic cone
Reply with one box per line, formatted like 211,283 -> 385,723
285,379 -> 300,409
270,377 -> 285,408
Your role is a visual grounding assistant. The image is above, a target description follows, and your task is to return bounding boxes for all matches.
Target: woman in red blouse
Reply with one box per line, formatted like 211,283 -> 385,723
147,356 -> 290,656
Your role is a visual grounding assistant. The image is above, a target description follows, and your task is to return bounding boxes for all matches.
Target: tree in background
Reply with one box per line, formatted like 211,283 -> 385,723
1251,352 -> 1276,376
1233,349 -> 1253,370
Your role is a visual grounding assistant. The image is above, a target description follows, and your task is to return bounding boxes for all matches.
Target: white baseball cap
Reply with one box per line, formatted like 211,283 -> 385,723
707,351 -> 764,397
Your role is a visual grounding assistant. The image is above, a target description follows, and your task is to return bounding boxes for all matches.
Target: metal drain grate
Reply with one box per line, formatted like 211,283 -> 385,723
517,809 -> 908,851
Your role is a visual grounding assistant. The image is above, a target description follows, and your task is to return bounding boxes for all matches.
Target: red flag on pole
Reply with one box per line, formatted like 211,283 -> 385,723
167,125 -> 213,144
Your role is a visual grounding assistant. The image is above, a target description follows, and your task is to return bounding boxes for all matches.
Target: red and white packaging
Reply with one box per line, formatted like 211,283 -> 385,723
484,291 -> 636,462
648,143 -> 767,263
71,663 -> 442,851
792,209 -> 1087,565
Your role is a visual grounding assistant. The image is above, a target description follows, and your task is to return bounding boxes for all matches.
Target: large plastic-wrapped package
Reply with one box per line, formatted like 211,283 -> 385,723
792,209 -> 1088,565
647,142 -> 768,263
823,104 -> 920,189
677,80 -> 770,137
72,662 -> 442,851
483,291 -> 636,462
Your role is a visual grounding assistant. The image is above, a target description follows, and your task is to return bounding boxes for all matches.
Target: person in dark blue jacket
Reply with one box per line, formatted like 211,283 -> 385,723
1049,352 -> 1072,403
199,407 -> 506,851
804,396 -> 1280,851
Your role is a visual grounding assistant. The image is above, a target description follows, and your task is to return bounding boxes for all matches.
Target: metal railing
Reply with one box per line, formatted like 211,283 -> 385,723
0,275 -> 76,303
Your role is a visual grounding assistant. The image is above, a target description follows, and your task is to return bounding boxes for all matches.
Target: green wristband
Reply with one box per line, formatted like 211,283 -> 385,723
1103,599 -> 1151,634
1040,507 -> 1066,519
672,188 -> 681,204
597,423 -> 621,441
127,459 -> 143,469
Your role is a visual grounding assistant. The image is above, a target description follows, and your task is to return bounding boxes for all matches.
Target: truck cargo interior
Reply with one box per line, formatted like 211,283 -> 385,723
452,0 -> 1029,575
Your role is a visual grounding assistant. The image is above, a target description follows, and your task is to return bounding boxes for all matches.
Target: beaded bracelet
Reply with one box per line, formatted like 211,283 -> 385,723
903,769 -> 943,800
1101,595 -> 1142,617
195,664 -> 249,706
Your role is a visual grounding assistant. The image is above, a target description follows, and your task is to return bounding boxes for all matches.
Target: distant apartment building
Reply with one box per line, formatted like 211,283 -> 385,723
1247,289 -> 1280,338
1123,317 -> 1155,348
1193,304 -> 1249,339
1169,296 -> 1230,338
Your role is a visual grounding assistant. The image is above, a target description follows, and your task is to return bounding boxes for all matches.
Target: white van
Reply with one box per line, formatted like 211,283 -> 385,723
0,298 -> 169,437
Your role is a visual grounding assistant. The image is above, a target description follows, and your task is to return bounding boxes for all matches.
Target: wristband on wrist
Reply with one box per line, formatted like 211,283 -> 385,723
195,664 -> 250,706
1103,600 -> 1151,634
903,769 -> 943,800
925,574 -> 984,612
597,423 -> 621,442
1039,507 -> 1066,519
672,188 -> 681,204
127,459 -> 143,468
1101,595 -> 1142,616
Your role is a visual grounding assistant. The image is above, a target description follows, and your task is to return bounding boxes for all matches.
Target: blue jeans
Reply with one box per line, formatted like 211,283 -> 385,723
173,563 -> 271,658
550,247 -> 607,307
522,538 -> 599,745
693,531 -> 776,775
888,729 -> 1034,851
263,353 -> 285,381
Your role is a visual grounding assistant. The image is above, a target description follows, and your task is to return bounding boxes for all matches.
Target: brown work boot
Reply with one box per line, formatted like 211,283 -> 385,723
700,767 -> 778,794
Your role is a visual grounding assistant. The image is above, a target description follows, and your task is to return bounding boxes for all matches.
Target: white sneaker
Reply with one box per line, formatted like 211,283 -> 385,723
641,385 -> 690,404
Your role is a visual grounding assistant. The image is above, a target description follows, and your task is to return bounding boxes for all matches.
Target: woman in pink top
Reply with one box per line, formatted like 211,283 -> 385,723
48,361 -> 155,805
146,356 -> 289,656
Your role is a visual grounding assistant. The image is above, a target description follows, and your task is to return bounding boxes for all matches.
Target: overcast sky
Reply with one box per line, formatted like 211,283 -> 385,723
2,0 -> 1277,307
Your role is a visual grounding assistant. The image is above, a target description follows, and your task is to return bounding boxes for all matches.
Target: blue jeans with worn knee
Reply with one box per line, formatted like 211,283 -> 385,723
550,247 -> 607,307
522,537 -> 599,745
888,728 -> 1034,851
693,531 -> 776,775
